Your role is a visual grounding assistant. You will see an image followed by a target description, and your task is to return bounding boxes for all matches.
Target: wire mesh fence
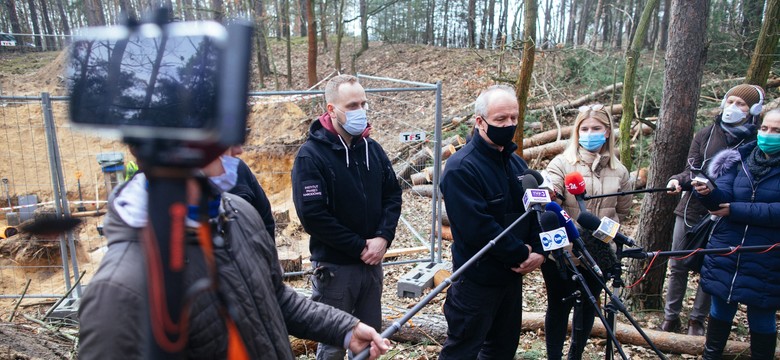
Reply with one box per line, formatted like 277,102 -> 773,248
0,75 -> 446,315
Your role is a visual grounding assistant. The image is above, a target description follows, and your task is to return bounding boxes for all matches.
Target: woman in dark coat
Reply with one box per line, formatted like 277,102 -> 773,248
694,108 -> 780,359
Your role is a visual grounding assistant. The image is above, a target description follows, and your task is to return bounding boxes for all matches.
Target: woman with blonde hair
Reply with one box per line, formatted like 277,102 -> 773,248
542,104 -> 632,359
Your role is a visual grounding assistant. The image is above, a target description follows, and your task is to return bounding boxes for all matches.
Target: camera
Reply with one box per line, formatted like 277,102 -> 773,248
65,17 -> 253,168
692,171 -> 716,191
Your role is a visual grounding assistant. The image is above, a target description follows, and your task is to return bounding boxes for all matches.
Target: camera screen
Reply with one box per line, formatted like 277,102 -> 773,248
67,33 -> 218,129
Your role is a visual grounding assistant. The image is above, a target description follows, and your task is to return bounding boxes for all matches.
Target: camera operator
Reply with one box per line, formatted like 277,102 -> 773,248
660,84 -> 761,336
543,104 -> 629,359
438,85 -> 545,359
693,108 -> 780,359
78,153 -> 390,359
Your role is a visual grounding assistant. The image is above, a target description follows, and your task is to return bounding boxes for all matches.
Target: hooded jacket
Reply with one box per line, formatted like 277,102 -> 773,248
441,133 -> 543,286
231,159 -> 275,240
696,141 -> 780,309
78,177 -> 358,359
669,120 -> 755,225
291,113 -> 402,264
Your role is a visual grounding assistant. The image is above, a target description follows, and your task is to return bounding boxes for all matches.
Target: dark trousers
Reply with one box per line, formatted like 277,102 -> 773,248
311,261 -> 383,360
439,276 -> 523,360
541,259 -> 604,360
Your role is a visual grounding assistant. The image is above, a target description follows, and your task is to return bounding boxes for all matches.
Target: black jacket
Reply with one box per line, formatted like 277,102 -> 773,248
291,116 -> 402,264
230,159 -> 275,240
441,134 -> 543,286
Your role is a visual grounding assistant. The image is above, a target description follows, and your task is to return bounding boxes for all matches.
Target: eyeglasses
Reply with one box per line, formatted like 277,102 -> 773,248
578,104 -> 605,113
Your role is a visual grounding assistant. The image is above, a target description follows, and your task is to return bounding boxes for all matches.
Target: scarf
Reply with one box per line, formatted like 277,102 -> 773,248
719,121 -> 756,146
746,146 -> 780,182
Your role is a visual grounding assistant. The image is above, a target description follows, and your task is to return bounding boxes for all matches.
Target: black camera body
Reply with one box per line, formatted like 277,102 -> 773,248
66,18 -> 253,169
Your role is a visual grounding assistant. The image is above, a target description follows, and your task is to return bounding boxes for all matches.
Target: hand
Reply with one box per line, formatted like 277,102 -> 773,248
709,203 -> 730,217
666,179 -> 681,194
692,180 -> 711,196
348,322 -> 390,359
511,245 -> 544,274
360,237 -> 388,266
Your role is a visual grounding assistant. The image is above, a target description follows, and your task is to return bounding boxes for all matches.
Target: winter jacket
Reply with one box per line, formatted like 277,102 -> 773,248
546,147 -> 632,223
231,159 -> 275,240
668,121 -> 755,225
291,114 -> 402,265
441,133 -> 543,286
696,142 -> 780,309
78,179 -> 358,359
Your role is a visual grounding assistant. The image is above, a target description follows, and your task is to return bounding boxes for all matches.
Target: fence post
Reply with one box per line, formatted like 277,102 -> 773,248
41,92 -> 81,297
429,81 -> 444,263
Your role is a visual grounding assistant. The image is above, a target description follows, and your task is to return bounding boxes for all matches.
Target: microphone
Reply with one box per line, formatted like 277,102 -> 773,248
564,171 -> 588,213
577,211 -> 638,248
544,202 -> 604,278
538,211 -> 569,280
522,170 -> 551,212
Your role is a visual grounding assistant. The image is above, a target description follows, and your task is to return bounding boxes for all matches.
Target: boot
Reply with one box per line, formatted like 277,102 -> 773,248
702,317 -> 731,360
659,318 -> 681,333
687,319 -> 705,336
749,331 -> 777,360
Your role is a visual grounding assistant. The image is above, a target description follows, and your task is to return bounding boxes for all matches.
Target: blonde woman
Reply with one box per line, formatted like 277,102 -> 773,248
542,104 -> 632,360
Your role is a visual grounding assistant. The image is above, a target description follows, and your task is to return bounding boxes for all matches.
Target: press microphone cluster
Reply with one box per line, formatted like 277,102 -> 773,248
577,211 -> 638,248
545,202 -> 604,278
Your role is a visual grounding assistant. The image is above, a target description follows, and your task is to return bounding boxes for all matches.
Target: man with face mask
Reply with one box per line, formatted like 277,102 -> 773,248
438,85 -> 545,359
660,84 -> 763,336
291,74 -> 403,360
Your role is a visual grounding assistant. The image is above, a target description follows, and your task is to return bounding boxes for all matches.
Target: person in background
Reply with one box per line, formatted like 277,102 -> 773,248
79,151 -> 390,359
291,74 -> 402,360
438,85 -> 545,359
543,104 -> 632,359
660,84 -> 762,336
694,108 -> 780,360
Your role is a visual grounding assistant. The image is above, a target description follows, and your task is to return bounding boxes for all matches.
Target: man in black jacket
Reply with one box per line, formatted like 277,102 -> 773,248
439,85 -> 545,359
292,74 -> 403,360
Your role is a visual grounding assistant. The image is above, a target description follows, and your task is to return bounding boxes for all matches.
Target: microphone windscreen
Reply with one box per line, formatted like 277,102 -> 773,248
523,169 -> 544,185
522,171 -> 540,190
564,172 -> 587,195
545,202 -> 580,239
576,211 -> 602,231
539,211 -> 560,232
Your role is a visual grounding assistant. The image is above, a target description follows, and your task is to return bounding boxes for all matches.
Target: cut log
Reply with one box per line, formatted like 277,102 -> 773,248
395,147 -> 434,186
441,144 -> 457,160
528,83 -> 624,113
435,225 -> 452,241
411,184 -> 435,197
522,140 -> 569,161
410,171 -> 431,186
440,207 -> 450,226
523,126 -> 574,148
384,246 -> 435,259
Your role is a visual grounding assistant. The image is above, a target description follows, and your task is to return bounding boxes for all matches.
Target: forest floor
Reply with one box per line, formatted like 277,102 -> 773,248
0,38 -> 769,359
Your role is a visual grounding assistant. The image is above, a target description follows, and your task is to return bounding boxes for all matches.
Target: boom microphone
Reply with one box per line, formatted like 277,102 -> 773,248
564,171 -> 588,213
544,202 -> 604,278
577,211 -> 638,247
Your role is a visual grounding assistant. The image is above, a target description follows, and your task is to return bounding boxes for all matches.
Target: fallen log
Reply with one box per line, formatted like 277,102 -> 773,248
528,83 -> 624,111
522,140 -> 569,161
410,171 -> 430,186
379,311 -> 770,358
434,225 -> 452,241
411,184 -> 435,197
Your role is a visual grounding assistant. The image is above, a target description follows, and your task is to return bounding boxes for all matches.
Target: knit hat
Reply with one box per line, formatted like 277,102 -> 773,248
725,84 -> 764,109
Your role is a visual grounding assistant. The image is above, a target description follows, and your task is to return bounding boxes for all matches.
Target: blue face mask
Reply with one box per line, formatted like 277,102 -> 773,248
579,132 -> 607,152
337,108 -> 368,136
757,133 -> 780,155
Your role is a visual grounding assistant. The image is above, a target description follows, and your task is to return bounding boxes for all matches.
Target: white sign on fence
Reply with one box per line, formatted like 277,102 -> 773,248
399,131 -> 426,142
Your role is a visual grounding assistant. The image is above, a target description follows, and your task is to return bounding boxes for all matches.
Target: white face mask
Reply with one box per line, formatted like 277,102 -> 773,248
721,103 -> 747,124
209,155 -> 239,192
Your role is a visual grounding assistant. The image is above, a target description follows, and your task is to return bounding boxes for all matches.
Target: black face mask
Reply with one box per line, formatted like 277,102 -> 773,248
483,121 -> 517,147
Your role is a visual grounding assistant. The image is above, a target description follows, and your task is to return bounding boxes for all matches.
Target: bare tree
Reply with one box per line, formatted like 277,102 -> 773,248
659,0 -> 670,50
740,0 -> 764,54
38,0 -> 55,49
745,0 -> 780,88
4,0 -> 23,43
334,0 -> 345,70
627,0 -> 709,310
467,0 -> 476,47
319,0 -> 327,51
27,0 -> 41,47
576,0 -> 592,45
590,0 -> 604,49
513,0 -> 537,154
306,0 -> 317,87
253,0 -> 272,88
565,0 -> 576,45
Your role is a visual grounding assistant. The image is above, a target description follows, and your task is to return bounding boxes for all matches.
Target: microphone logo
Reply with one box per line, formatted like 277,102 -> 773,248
540,227 -> 570,251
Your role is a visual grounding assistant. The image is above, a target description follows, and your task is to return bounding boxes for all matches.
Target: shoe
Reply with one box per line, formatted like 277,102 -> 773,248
659,318 -> 681,333
687,319 -> 705,336
749,331 -> 777,360
703,317 -> 731,359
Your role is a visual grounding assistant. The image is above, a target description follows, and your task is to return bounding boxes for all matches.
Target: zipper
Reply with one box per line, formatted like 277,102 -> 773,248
727,224 -> 748,303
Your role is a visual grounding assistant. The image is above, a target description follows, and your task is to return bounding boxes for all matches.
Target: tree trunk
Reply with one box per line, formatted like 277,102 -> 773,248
306,0 -> 317,87
576,0 -> 592,46
442,0 -> 449,47
740,0 -> 764,54
284,0 -> 292,87
298,0 -> 307,36
589,0 -> 604,49
565,0 -> 577,45
659,0 -> 670,50
541,0 -> 551,49
626,0 -> 708,311
615,0 -> 625,48
39,0 -> 55,49
487,0 -> 495,48
513,0 -> 537,155
254,0 -> 271,86
618,0 -> 659,171
319,0 -> 327,51
27,0 -> 42,48
359,0 -> 367,51
5,0 -> 23,45
497,0 -> 507,48
744,0 -> 780,88
467,0 -> 476,47
557,0 -> 566,45
211,0 -> 222,22
334,0 -> 344,71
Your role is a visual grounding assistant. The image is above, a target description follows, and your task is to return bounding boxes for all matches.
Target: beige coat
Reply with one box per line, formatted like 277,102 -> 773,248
546,148 -> 633,223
